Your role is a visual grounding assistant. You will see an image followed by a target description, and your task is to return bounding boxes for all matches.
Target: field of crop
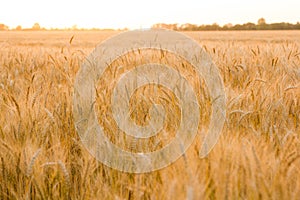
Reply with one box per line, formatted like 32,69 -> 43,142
0,30 -> 299,199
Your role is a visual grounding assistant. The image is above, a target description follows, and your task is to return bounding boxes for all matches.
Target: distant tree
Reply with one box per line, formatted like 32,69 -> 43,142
232,24 -> 243,30
223,23 -> 233,28
32,23 -> 41,30
16,25 -> 22,31
0,24 -> 9,31
257,18 -> 266,25
72,25 -> 78,30
257,18 -> 267,30
179,23 -> 198,31
244,22 -> 256,30
179,23 -> 192,30
199,23 -> 221,31
152,23 -> 178,30
211,23 -> 220,30
169,24 -> 178,30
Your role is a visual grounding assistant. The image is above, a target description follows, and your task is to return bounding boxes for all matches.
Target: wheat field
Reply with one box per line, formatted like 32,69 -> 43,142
0,30 -> 299,199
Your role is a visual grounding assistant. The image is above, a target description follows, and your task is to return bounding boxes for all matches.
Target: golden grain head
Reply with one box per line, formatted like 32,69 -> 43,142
0,30 -> 299,199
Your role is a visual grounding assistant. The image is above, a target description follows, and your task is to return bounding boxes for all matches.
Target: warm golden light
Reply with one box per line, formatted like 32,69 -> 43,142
1,0 -> 300,29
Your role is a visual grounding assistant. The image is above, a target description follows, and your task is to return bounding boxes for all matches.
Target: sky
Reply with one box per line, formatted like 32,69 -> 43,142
1,0 -> 300,29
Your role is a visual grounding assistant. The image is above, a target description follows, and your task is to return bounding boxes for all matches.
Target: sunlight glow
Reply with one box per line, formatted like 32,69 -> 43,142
1,0 -> 300,29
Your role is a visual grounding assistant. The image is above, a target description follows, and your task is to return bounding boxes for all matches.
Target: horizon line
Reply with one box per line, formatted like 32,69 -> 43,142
1,19 -> 300,31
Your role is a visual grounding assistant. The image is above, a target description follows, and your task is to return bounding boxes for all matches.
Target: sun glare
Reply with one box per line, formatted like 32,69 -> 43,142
1,0 -> 300,29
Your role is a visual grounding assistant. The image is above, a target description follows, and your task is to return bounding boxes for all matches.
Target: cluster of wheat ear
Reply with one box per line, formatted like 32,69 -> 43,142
0,30 -> 299,199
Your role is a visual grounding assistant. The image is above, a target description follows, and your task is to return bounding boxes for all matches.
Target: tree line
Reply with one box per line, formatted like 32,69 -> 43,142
0,23 -> 120,31
152,18 -> 300,31
1,18 -> 300,31
0,23 -> 44,31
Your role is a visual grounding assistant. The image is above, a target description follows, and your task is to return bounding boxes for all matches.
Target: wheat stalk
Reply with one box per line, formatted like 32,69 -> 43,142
26,149 -> 41,177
